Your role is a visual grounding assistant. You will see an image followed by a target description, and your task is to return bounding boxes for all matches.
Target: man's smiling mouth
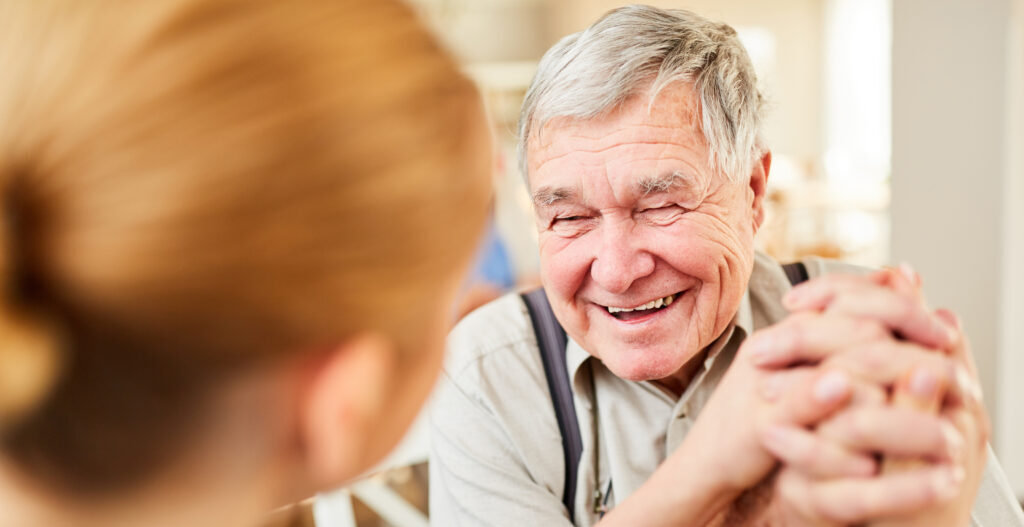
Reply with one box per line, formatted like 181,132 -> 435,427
604,293 -> 679,320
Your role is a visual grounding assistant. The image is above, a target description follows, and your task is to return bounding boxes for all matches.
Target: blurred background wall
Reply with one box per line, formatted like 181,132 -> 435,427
407,0 -> 1023,498
1005,0 -> 1024,500
890,0 -> 1023,499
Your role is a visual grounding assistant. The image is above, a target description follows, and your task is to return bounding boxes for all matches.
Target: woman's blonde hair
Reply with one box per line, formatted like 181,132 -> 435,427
0,0 -> 489,492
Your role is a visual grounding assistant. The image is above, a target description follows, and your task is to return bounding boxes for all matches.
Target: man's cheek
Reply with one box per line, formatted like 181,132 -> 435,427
542,245 -> 591,290
653,220 -> 719,258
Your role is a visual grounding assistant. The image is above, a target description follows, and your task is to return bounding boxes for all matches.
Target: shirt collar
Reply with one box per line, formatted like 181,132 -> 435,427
567,335 -> 591,388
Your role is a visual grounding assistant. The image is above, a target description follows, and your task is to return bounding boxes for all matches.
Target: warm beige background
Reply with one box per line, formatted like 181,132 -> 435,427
1000,0 -> 1024,498
890,0 -> 1022,497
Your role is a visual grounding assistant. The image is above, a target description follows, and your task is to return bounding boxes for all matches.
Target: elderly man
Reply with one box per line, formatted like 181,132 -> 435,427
430,5 -> 1023,526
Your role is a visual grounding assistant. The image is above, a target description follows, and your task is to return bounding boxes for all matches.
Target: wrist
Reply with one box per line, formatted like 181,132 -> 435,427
672,427 -> 752,500
623,446 -> 744,526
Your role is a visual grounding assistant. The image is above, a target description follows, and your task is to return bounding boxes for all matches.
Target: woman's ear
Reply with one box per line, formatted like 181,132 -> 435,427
298,333 -> 396,489
750,150 -> 771,230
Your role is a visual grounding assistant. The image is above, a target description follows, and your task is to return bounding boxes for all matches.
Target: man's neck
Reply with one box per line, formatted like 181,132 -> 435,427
652,348 -> 710,398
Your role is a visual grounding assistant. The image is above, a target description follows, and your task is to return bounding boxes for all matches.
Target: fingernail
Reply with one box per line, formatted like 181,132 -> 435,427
944,321 -> 959,345
898,262 -> 919,286
937,308 -> 962,332
929,315 -> 957,347
932,466 -> 965,501
955,366 -> 984,406
814,371 -> 850,403
909,368 -> 938,399
941,421 -> 964,460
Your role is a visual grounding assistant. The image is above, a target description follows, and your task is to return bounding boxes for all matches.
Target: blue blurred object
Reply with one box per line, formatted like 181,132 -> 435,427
470,220 -> 515,290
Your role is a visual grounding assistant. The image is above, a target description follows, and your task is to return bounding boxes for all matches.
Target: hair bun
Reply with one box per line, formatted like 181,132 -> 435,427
0,170 -> 64,432
0,307 -> 63,433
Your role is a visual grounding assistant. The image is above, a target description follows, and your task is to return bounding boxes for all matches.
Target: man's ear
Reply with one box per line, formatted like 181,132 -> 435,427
750,150 -> 771,230
299,333 -> 396,490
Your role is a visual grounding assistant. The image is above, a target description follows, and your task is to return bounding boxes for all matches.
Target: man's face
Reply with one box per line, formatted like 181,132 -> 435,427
527,83 -> 768,387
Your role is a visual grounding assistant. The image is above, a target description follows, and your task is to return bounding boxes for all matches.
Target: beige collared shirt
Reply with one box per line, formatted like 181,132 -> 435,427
429,252 -> 1023,526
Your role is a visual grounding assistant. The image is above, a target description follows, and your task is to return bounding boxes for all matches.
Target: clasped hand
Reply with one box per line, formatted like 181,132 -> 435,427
688,268 -> 989,526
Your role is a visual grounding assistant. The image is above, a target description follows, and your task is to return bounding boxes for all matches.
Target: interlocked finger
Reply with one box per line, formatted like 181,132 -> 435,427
784,274 -> 955,351
776,464 -> 963,525
815,405 -> 963,462
761,424 -> 877,479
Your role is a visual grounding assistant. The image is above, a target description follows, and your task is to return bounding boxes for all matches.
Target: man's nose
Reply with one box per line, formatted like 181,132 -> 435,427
590,222 -> 655,294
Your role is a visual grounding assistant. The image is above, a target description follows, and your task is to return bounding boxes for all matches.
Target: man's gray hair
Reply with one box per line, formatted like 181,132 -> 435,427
518,5 -> 766,182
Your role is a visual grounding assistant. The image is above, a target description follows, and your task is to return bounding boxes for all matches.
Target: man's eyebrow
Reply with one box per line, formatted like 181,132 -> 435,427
531,186 -> 577,207
636,171 -> 698,196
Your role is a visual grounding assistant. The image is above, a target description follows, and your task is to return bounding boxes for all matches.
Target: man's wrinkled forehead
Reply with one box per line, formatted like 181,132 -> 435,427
525,84 -> 705,181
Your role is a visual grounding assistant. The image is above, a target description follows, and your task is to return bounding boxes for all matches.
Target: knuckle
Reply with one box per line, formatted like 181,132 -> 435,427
859,343 -> 890,373
844,411 -> 873,445
816,419 -> 843,443
855,318 -> 889,341
917,473 -> 944,507
856,383 -> 887,406
800,439 -> 823,469
784,313 -> 816,345
833,344 -> 887,379
788,324 -> 807,352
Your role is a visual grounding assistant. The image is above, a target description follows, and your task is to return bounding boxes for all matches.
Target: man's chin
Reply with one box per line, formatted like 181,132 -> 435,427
597,346 -> 695,383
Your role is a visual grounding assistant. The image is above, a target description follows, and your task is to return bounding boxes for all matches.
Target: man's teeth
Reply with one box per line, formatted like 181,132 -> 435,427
607,294 -> 676,313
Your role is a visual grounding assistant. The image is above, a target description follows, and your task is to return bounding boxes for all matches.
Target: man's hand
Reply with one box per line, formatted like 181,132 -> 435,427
728,322 -> 965,525
674,271 -> 929,514
870,308 -> 989,527
604,269 -> 986,527
674,316 -> 863,504
745,270 -> 989,526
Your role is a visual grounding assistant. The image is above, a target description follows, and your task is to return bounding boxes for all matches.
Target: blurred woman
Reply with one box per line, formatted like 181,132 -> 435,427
0,1 -> 491,525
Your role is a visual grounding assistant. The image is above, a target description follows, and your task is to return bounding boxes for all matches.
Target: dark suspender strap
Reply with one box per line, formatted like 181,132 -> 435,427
521,288 -> 581,523
782,261 -> 809,286
523,262 -> 805,522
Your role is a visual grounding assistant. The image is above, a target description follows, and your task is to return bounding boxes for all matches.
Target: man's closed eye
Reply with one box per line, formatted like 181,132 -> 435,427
638,205 -> 689,224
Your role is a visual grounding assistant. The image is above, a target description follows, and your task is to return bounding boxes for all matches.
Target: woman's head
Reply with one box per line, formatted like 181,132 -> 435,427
0,0 -> 490,504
